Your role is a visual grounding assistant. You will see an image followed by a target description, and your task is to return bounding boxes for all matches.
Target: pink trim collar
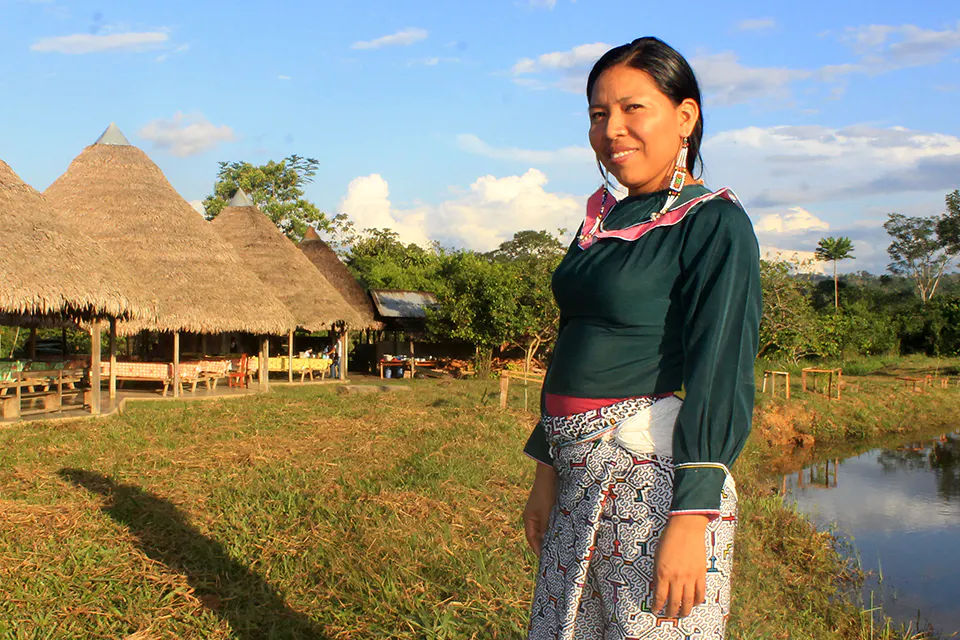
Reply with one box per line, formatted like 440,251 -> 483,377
577,186 -> 742,250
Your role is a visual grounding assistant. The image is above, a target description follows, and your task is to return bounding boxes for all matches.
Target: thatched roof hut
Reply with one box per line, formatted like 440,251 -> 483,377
44,125 -> 295,335
0,158 -> 154,325
299,227 -> 380,329
211,190 -> 365,331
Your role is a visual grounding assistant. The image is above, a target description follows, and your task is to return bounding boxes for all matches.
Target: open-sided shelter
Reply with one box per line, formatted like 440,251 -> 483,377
44,124 -> 296,395
1,158 -> 156,415
212,189 -> 366,380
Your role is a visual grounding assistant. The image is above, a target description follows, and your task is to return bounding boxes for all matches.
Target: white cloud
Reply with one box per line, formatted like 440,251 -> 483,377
529,0 -> 557,8
156,43 -> 188,63
277,75 -> 292,80
138,112 -> 236,157
338,175 -> 431,247
691,52 -> 810,106
352,28 -> 428,50
839,21 -> 960,71
512,42 -> 610,75
755,207 -> 830,234
407,56 -> 459,67
758,246 -> 827,274
705,124 -> 960,209
339,170 -> 583,252
456,134 -> 593,165
31,30 -> 169,54
737,17 -> 777,31
432,169 -> 582,250
510,43 -> 811,103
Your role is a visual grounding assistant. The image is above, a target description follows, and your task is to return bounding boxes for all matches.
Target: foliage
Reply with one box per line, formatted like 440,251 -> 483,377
427,252 -> 518,377
814,236 -> 855,310
884,204 -> 958,303
202,155 -> 326,242
814,236 -> 856,264
344,228 -> 443,292
759,259 -> 834,364
487,231 -> 566,372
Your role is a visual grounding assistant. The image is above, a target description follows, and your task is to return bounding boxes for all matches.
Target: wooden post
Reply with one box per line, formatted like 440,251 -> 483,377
28,326 -> 37,359
340,333 -> 347,381
61,327 -> 68,356
90,320 -> 102,415
785,372 -> 791,400
499,372 -> 510,409
288,330 -> 294,383
259,337 -> 269,391
173,331 -> 181,399
109,319 -> 117,399
201,334 -> 208,357
409,337 -> 415,379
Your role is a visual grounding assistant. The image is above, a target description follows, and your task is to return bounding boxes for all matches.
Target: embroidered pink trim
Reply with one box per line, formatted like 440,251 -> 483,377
577,186 -> 742,250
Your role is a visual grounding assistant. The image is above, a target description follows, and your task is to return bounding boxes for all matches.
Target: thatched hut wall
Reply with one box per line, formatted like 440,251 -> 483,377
299,228 -> 380,330
43,135 -> 294,335
0,159 -> 153,323
212,200 -> 365,331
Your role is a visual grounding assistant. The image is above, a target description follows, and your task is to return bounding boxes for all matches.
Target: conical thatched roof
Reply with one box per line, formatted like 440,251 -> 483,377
0,158 -> 155,324
299,227 -> 380,329
211,192 -> 365,331
43,126 -> 295,335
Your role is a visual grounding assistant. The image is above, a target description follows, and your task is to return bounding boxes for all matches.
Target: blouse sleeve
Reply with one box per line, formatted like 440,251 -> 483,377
671,200 -> 762,514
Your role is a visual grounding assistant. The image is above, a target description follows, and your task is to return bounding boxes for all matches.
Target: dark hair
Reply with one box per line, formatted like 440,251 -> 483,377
586,37 -> 704,177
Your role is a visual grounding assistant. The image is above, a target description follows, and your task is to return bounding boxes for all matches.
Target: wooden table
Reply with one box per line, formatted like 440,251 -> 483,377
378,359 -> 438,379
379,360 -> 406,379
761,370 -> 791,399
802,367 -> 842,400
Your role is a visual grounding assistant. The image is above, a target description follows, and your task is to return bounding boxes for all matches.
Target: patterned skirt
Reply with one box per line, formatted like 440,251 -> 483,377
527,397 -> 738,640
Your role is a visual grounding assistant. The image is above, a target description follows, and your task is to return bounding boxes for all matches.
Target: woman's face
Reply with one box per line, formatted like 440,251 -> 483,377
588,64 -> 698,197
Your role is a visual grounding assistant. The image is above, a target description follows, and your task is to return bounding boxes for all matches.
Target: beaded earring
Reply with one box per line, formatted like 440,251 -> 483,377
650,137 -> 689,221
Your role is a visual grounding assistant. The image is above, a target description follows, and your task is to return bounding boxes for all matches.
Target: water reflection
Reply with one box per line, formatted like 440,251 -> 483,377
783,431 -> 960,636
877,433 -> 960,501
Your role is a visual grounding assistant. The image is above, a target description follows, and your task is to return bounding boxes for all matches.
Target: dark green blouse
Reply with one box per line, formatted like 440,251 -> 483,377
523,184 -> 762,512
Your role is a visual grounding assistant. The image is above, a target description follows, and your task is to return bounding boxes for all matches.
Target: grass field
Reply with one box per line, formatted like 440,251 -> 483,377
1,363 -> 956,639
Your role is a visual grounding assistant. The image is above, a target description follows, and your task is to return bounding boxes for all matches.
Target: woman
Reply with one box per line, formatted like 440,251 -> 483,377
523,37 -> 761,640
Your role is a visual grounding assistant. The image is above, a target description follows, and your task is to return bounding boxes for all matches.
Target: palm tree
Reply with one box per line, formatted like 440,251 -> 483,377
815,237 -> 855,310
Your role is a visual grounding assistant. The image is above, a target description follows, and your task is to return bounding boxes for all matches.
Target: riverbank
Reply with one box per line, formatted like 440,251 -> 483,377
732,355 -> 960,639
0,364 -> 956,638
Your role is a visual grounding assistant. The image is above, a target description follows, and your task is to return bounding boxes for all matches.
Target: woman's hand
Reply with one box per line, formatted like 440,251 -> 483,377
522,462 -> 557,557
651,514 -> 709,618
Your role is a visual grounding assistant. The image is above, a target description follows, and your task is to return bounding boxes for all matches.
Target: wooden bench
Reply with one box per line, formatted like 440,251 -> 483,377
0,369 -> 86,419
100,361 -> 203,397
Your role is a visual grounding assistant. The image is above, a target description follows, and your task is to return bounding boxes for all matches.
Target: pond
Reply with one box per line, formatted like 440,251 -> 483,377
782,431 -> 960,637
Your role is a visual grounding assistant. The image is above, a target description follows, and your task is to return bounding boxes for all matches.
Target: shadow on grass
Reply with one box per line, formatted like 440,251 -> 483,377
58,468 -> 328,640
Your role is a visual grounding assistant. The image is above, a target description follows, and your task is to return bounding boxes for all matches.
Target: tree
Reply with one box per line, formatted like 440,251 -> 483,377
487,230 -> 565,373
203,155 -> 326,242
814,236 -> 855,311
884,209 -> 958,304
344,228 -> 442,292
758,258 -> 834,364
427,252 -> 517,377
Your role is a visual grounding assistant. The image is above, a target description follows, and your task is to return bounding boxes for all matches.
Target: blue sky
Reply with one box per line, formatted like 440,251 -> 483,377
2,0 -> 959,273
